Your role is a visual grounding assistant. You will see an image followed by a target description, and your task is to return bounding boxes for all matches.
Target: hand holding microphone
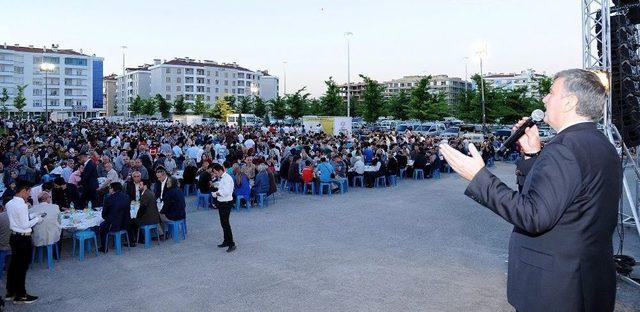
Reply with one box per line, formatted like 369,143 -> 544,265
499,109 -> 544,154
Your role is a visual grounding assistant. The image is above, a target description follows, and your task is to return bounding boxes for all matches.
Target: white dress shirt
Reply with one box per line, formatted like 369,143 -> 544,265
214,172 -> 234,202
6,197 -> 40,234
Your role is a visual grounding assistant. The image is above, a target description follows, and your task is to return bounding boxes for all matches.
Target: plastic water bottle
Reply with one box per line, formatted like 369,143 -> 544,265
87,201 -> 92,210
70,202 -> 75,210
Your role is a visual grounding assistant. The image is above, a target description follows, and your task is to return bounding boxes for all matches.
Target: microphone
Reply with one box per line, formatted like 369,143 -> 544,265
498,109 -> 545,153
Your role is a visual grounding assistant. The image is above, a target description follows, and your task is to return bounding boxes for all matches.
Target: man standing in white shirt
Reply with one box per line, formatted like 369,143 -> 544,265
5,181 -> 42,304
211,163 -> 236,252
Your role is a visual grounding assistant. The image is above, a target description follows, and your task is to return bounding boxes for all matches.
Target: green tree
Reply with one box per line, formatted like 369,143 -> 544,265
192,97 -> 208,116
156,94 -> 172,118
407,76 -> 449,121
129,95 -> 144,117
209,98 -> 233,121
0,88 -> 9,118
253,96 -> 267,119
269,96 -> 287,120
142,98 -> 157,116
358,75 -> 386,123
385,89 -> 410,120
320,77 -> 345,116
223,95 -> 236,111
173,95 -> 189,115
237,96 -> 253,114
14,85 -> 27,119
286,87 -> 310,120
306,98 -> 322,115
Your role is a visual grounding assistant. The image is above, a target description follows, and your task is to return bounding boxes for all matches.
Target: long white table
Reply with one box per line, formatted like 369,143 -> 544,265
60,205 -> 139,231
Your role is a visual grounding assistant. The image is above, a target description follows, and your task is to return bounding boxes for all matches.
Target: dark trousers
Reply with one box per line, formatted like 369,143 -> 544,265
6,234 -> 32,297
99,222 -> 111,249
217,201 -> 234,246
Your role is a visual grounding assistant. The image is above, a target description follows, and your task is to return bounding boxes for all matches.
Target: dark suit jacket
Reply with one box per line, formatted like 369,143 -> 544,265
160,186 -> 186,221
81,160 -> 99,195
124,180 -> 139,203
102,191 -> 131,232
136,189 -> 160,225
465,122 -> 621,312
52,183 -> 81,209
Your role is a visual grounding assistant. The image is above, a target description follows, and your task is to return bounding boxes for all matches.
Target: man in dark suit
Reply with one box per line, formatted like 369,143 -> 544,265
51,177 -> 81,210
124,171 -> 143,203
99,182 -> 131,252
78,153 -> 99,208
440,69 -> 621,312
128,180 -> 160,245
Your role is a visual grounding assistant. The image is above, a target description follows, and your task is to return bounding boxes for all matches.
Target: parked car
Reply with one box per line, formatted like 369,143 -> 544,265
441,127 -> 460,139
413,122 -> 446,136
494,129 -> 512,138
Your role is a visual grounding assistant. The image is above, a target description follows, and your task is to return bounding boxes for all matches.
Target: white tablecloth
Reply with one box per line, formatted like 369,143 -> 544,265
407,160 -> 415,166
363,166 -> 377,172
61,205 -> 138,231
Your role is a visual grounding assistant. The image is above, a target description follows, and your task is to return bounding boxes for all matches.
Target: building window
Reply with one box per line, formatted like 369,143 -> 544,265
166,77 -> 171,83
33,89 -> 42,96
33,100 -> 42,107
196,69 -> 204,75
206,79 -> 210,84
166,86 -> 171,92
224,73 -> 228,78
177,77 -> 181,83
215,71 -> 219,77
224,80 -> 228,86
215,88 -> 219,93
224,88 -> 228,93
206,87 -> 210,92
176,86 -> 181,91
65,58 -> 87,66
232,89 -> 236,94
238,73 -> 245,79
206,96 -> 210,101
232,81 -> 236,86
14,67 -> 23,74
166,94 -> 171,100
166,68 -> 171,74
177,68 -> 182,74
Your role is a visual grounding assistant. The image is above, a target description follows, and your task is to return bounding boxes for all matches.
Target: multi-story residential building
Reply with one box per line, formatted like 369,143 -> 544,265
338,82 -> 367,103
0,43 -> 103,119
115,57 -> 279,114
103,74 -> 117,116
115,65 -> 151,115
483,69 -> 547,97
149,58 -> 277,104
385,75 -> 472,105
257,70 -> 279,101
339,75 -> 472,105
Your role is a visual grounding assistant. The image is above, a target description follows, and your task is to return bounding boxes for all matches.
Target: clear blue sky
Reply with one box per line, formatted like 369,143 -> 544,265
2,0 -> 582,97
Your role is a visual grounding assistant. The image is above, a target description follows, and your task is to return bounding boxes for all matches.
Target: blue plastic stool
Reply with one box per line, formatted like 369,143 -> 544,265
352,175 -> 364,187
432,169 -> 441,179
399,168 -> 407,179
318,182 -> 333,196
257,193 -> 268,208
235,195 -> 251,211
374,176 -> 387,187
137,224 -> 161,249
72,230 -> 99,261
32,243 -> 59,270
182,184 -> 194,196
279,179 -> 288,191
387,175 -> 398,187
334,179 -> 348,193
289,182 -> 301,193
302,182 -> 315,195
165,219 -> 187,243
105,230 -> 131,255
197,191 -> 211,210
413,169 -> 425,180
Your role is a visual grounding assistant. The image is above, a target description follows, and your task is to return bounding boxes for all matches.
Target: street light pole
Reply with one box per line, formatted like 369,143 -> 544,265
40,62 -> 55,124
479,56 -> 486,133
345,32 -> 353,117
121,45 -> 127,116
282,61 -> 287,96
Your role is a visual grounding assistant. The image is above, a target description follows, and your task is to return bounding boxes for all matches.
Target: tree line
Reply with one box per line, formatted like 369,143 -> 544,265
0,74 -> 551,124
